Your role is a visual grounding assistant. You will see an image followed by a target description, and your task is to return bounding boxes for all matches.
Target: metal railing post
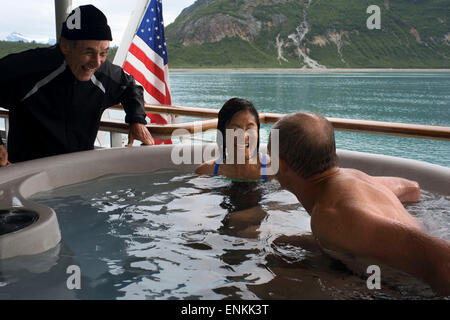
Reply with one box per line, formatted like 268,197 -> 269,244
4,117 -> 9,143
110,132 -> 123,148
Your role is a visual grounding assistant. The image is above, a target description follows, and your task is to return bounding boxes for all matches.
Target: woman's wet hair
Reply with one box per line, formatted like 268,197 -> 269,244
273,112 -> 337,179
217,98 -> 260,160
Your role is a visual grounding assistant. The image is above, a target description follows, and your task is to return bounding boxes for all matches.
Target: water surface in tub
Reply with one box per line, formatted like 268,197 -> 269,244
0,168 -> 449,300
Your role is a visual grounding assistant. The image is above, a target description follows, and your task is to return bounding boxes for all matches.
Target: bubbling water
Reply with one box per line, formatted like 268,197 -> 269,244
405,191 -> 450,241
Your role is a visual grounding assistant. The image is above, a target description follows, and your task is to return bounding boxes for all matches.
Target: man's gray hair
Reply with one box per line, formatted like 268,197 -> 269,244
272,112 -> 338,179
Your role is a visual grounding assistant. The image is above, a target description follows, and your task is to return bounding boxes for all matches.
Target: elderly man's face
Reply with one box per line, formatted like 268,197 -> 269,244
60,39 -> 110,81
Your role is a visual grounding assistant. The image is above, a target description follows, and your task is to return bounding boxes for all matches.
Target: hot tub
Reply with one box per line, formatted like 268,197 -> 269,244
0,144 -> 449,299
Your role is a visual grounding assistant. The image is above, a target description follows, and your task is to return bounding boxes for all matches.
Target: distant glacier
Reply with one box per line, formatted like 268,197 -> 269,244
4,32 -> 56,45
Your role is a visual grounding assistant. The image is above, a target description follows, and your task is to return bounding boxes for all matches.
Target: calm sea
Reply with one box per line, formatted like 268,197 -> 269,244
170,72 -> 450,168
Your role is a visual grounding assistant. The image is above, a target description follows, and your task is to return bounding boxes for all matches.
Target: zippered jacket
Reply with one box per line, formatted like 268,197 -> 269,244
0,45 -> 147,162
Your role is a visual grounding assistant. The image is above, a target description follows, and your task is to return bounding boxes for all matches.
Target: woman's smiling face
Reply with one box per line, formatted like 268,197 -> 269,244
225,110 -> 259,161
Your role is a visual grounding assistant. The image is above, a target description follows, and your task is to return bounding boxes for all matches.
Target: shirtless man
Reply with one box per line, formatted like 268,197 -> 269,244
268,112 -> 450,295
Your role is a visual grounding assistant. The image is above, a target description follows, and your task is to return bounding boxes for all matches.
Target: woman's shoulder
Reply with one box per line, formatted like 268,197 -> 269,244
195,159 -> 218,175
259,152 -> 271,163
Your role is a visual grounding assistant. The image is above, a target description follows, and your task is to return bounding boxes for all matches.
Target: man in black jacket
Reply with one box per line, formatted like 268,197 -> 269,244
0,5 -> 154,165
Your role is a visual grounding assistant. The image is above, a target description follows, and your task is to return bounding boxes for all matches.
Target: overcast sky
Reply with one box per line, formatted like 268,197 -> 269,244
0,0 -> 196,45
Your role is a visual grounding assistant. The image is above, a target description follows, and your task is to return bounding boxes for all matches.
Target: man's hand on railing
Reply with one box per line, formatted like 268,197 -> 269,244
126,123 -> 155,147
0,145 -> 11,167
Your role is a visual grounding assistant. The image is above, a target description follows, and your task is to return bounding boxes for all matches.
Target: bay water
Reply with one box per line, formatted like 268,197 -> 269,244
170,72 -> 450,167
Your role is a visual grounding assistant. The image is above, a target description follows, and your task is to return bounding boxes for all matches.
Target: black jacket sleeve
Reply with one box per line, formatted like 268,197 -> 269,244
119,71 -> 147,125
99,60 -> 147,125
0,47 -> 60,109
0,50 -> 36,146
0,51 -> 24,109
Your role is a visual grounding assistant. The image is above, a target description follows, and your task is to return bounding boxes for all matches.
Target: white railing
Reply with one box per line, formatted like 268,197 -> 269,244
1,105 -> 450,148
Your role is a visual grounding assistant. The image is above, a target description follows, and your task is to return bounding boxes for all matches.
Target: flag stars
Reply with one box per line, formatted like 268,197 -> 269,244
135,2 -> 168,64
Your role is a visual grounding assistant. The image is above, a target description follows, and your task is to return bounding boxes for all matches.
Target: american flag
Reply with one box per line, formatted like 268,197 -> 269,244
123,0 -> 173,144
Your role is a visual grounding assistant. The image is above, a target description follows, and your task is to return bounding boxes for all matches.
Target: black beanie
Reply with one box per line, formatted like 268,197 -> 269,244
60,5 -> 112,41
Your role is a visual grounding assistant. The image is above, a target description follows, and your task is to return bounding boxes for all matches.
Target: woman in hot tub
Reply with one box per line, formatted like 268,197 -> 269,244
195,97 -> 270,181
196,97 -> 271,238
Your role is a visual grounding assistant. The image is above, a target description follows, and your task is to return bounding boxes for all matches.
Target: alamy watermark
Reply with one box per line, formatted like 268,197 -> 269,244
170,125 -> 280,175
367,265 -> 381,290
66,265 -> 81,290
367,5 -> 381,30
66,7 -> 82,31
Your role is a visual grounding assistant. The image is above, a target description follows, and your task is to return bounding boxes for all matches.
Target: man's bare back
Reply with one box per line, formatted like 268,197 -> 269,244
314,168 -> 421,230
306,168 -> 450,294
270,112 -> 450,294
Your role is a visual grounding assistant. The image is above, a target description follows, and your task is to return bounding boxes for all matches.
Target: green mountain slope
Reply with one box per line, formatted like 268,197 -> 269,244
0,41 -> 50,59
165,0 -> 450,68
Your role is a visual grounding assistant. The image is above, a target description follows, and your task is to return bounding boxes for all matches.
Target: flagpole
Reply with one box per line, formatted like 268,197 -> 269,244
113,0 -> 151,67
54,0 -> 72,41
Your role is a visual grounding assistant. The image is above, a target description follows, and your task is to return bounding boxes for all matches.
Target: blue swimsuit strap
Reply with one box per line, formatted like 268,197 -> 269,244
214,154 -> 267,181
262,153 -> 267,181
214,156 -> 221,176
